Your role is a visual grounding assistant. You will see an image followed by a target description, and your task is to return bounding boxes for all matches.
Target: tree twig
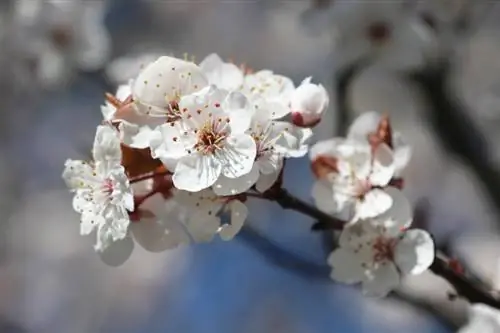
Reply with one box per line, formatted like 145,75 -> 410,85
254,187 -> 500,309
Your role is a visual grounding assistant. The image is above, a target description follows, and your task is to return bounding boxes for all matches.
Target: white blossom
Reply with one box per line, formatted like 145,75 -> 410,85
241,69 -> 296,119
347,111 -> 412,176
104,56 -> 210,149
62,125 -> 134,256
310,138 -> 406,221
290,77 -> 329,128
330,2 -> 436,70
458,304 -> 500,333
151,85 -> 257,192
328,216 -> 434,297
12,0 -> 111,88
176,189 -> 248,241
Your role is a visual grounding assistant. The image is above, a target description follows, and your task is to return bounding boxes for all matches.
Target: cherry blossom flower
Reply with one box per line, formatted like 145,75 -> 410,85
310,138 -> 406,221
241,69 -> 296,119
12,0 -> 111,88
347,111 -> 411,176
212,103 -> 302,195
151,85 -> 257,192
329,2 -> 436,70
199,53 -> 244,92
103,56 -> 210,149
458,304 -> 500,333
290,77 -> 329,128
62,125 -> 134,255
328,216 -> 434,297
176,189 -> 248,241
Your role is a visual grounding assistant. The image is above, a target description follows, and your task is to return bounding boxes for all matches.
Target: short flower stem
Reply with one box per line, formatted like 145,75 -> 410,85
252,187 -> 500,309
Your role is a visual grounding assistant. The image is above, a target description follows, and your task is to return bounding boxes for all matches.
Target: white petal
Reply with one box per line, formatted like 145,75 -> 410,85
356,188 -> 392,220
80,211 -> 102,235
276,123 -> 313,158
290,81 -> 329,118
362,263 -> 400,297
92,125 -> 121,163
394,229 -> 435,276
219,200 -> 247,241
62,160 -> 95,190
309,138 -> 345,161
119,123 -> 155,149
347,111 -> 381,142
184,213 -> 220,243
311,180 -> 336,214
375,187 -> 412,229
328,248 -> 365,284
369,143 -> 395,186
255,168 -> 281,193
131,218 -> 189,252
213,163 -> 259,196
220,134 -> 257,178
199,53 -> 244,91
257,152 -> 282,175
224,91 -> 253,133
150,123 -> 193,170
393,132 -> 412,175
133,56 -> 208,113
173,154 -> 222,192
97,235 -> 134,267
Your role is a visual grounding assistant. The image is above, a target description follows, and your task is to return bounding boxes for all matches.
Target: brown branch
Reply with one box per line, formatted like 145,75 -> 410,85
254,187 -> 500,309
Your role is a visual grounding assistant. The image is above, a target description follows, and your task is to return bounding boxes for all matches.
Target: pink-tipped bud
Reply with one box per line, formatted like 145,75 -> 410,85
290,77 -> 329,128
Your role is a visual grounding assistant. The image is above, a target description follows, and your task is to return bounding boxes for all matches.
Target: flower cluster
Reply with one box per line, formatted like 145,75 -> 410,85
64,53 -> 328,266
310,112 -> 434,297
62,52 -> 435,299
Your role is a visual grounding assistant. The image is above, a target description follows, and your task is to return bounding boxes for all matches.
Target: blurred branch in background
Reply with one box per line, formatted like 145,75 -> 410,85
407,63 -> 500,230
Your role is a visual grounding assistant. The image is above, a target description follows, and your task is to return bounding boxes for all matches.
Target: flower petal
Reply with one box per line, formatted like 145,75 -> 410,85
394,229 -> 435,276
224,91 -> 253,133
133,56 -> 208,115
213,164 -> 259,196
173,154 -> 222,192
369,143 -> 395,186
255,167 -> 281,193
97,235 -> 134,267
362,263 -> 400,297
184,213 -> 221,243
119,123 -> 156,149
355,188 -> 392,220
220,134 -> 257,178
92,125 -> 122,163
311,180 -> 336,214
200,53 -> 244,91
375,186 -> 412,229
328,248 -> 365,284
131,218 -> 189,252
219,200 -> 247,241
347,111 -> 381,141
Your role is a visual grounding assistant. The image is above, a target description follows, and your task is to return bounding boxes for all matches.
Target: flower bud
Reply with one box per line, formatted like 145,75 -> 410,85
290,77 -> 329,128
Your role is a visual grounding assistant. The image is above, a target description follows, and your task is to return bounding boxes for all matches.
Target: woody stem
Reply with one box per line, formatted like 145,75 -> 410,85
252,187 -> 500,309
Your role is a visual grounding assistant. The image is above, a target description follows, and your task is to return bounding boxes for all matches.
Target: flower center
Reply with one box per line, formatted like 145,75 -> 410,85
355,179 -> 372,200
372,236 -> 396,263
366,21 -> 392,44
102,178 -> 114,196
194,119 -> 229,155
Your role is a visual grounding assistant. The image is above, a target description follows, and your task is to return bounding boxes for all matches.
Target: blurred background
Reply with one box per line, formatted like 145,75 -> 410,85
1,0 -> 500,332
